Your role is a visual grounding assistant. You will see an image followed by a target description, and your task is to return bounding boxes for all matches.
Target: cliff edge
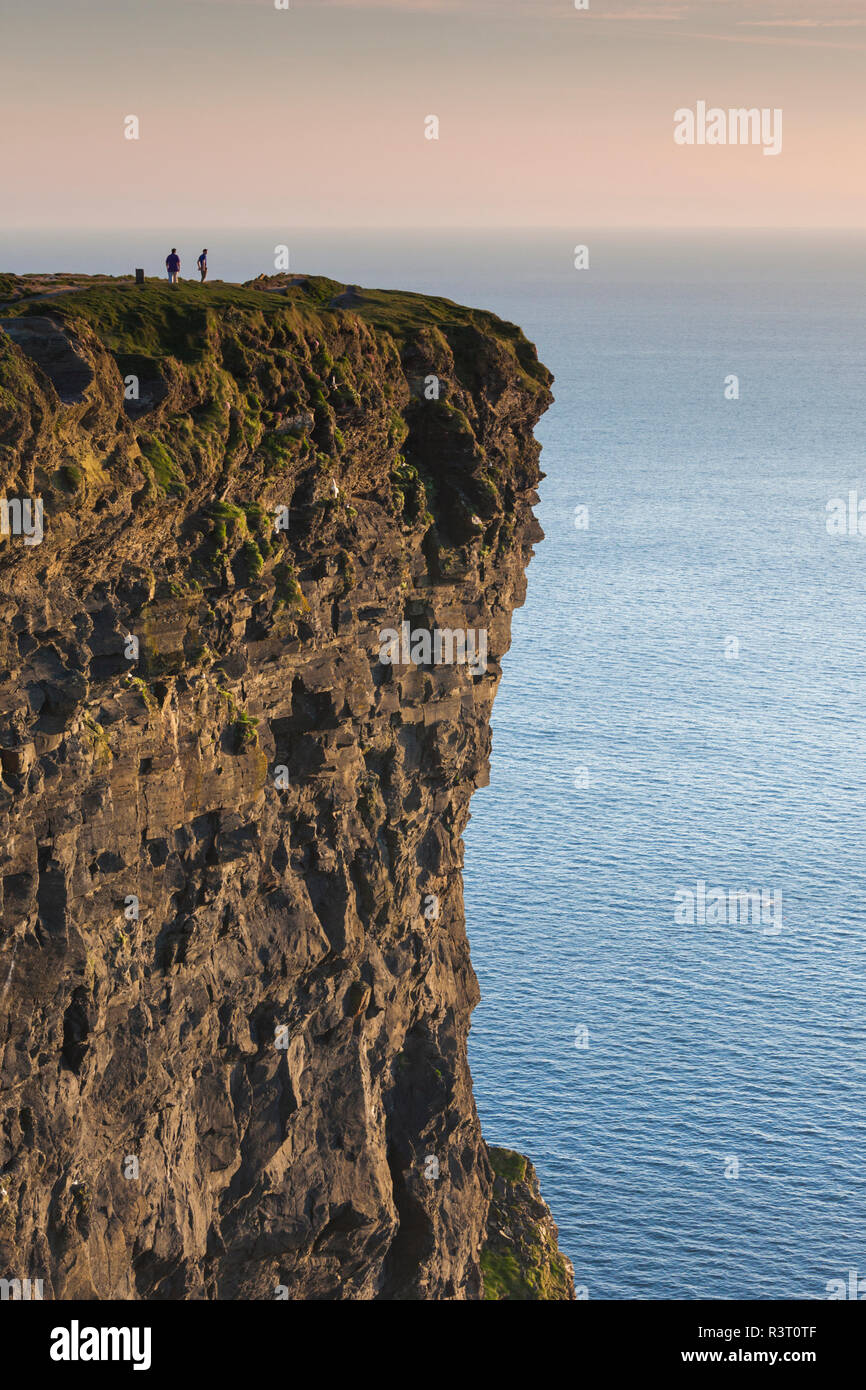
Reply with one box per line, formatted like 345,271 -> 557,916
0,271 -> 572,1300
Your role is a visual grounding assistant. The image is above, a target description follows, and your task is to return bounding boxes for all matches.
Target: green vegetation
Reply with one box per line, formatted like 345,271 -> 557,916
481,1241 -> 573,1302
207,499 -> 247,530
391,458 -> 430,524
260,431 -> 298,472
15,281 -> 269,361
81,712 -> 112,764
337,548 -> 356,596
488,1147 -> 527,1183
480,1248 -> 526,1300
3,273 -> 551,410
241,537 -> 264,580
138,434 -> 187,497
0,273 -> 549,611
481,1147 -> 573,1302
274,560 -> 308,611
123,675 -> 158,711
233,711 -> 259,750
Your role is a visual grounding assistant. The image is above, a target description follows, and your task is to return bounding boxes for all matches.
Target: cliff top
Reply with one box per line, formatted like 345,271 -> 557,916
0,269 -> 552,628
0,271 -> 551,396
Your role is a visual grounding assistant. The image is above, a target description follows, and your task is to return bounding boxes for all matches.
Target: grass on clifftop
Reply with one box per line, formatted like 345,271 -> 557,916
0,271 -> 551,561
0,272 -> 551,396
7,280 -> 284,362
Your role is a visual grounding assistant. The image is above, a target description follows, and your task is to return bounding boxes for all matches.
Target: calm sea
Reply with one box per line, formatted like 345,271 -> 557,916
4,228 -> 865,1299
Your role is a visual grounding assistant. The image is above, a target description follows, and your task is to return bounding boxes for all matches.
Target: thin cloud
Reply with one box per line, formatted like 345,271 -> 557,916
738,18 -> 866,27
689,28 -> 866,51
205,0 -> 505,8
189,0 -> 866,39
594,8 -> 689,20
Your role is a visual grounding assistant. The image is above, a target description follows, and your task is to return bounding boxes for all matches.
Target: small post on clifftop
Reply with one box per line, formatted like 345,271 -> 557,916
135,268 -> 144,285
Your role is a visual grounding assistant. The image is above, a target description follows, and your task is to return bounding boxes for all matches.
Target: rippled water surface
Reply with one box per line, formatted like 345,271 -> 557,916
4,228 -> 864,1298
455,232 -> 866,1300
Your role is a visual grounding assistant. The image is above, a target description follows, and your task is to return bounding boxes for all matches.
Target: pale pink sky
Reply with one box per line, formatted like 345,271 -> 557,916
1,0 -> 863,227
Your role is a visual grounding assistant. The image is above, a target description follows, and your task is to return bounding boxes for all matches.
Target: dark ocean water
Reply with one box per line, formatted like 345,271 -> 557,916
4,228 -> 864,1299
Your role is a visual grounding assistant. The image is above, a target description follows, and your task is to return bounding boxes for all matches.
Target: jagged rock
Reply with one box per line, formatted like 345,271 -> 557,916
0,317 -> 93,404
0,272 -> 569,1301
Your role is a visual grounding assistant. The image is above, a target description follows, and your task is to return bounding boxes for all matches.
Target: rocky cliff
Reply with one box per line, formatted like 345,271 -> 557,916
0,271 -> 573,1300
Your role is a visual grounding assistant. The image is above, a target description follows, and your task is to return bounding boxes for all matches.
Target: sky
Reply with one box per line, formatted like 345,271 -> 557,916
0,0 -> 863,228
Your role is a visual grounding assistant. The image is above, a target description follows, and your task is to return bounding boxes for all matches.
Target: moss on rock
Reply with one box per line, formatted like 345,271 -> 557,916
481,1146 -> 575,1301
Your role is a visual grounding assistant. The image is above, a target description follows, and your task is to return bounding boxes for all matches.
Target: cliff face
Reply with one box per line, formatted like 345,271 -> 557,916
0,272 -> 571,1300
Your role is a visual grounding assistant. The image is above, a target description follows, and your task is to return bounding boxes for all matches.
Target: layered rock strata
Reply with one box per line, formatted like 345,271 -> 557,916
0,272 -> 571,1300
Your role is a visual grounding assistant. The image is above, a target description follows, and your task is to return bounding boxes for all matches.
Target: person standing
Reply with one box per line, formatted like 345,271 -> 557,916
166,248 -> 181,285
197,249 -> 208,283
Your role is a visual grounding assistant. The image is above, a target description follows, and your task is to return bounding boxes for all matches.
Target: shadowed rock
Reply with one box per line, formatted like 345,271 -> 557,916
0,316 -> 93,403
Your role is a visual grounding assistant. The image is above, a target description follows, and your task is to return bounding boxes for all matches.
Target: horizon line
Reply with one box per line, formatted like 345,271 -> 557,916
2,224 -> 866,234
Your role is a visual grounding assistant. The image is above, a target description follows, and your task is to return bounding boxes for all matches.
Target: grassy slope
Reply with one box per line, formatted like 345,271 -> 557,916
0,273 -> 550,393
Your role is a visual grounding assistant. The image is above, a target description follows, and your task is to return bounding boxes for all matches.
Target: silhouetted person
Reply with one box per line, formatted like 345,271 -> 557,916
197,249 -> 208,283
166,249 -> 181,286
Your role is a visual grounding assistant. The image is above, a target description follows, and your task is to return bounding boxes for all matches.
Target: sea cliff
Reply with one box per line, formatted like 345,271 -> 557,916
0,272 -> 573,1300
